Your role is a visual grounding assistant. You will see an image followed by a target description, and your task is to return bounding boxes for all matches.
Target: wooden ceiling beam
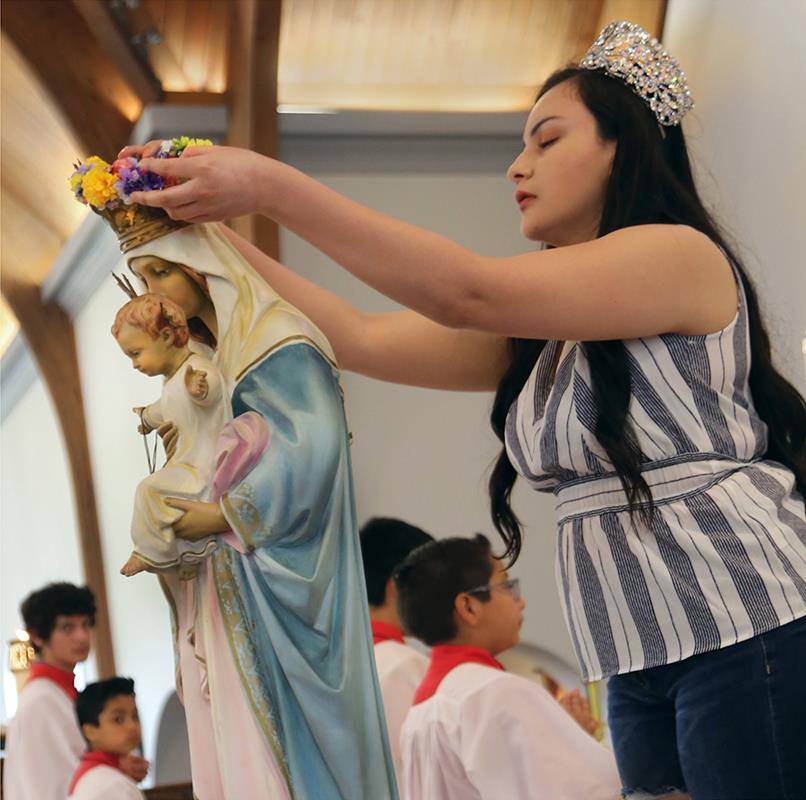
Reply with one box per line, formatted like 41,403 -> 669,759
72,0 -> 164,107
1,0 -> 136,158
162,91 -> 227,106
595,0 -> 667,39
226,0 -> 281,259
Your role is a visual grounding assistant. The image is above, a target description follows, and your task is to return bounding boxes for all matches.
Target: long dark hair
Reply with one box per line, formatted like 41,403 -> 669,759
490,67 -> 806,564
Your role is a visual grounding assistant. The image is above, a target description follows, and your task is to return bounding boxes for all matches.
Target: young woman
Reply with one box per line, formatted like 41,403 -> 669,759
124,21 -> 806,800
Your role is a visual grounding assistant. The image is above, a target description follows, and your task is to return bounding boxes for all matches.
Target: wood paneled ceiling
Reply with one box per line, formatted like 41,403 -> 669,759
128,0 -> 665,110
1,0 -> 665,354
277,0 -> 665,112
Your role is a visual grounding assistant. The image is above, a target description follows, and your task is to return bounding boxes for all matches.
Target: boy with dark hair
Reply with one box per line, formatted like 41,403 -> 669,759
69,678 -> 145,798
395,536 -> 620,800
3,583 -> 147,800
360,517 -> 434,786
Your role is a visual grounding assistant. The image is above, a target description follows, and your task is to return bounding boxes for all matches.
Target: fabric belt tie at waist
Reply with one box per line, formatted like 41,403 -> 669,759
554,455 -> 756,524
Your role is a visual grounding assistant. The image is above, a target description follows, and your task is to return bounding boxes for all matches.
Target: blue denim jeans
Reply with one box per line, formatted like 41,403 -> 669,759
607,615 -> 806,799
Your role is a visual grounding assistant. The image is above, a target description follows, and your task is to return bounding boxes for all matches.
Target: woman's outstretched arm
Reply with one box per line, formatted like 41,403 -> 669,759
219,225 -> 509,391
129,146 -> 735,343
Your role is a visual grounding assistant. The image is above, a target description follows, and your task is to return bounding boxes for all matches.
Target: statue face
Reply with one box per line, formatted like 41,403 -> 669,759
129,256 -> 209,320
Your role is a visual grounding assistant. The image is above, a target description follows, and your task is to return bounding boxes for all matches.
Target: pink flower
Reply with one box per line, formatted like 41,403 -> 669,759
110,157 -> 135,176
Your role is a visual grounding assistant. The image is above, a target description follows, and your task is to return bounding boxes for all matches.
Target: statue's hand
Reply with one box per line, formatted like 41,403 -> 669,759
165,498 -> 228,541
185,364 -> 209,400
119,753 -> 149,782
156,421 -> 179,460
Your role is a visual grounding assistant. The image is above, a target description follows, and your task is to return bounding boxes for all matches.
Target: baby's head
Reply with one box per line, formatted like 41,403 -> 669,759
76,677 -> 141,756
112,293 -> 189,377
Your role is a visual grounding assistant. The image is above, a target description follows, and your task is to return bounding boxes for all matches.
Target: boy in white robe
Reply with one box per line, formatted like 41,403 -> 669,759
68,678 -> 145,799
396,535 -> 621,800
2,584 -> 148,800
360,517 -> 434,786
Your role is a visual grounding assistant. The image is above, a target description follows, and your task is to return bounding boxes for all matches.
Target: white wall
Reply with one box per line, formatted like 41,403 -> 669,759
0,376 -> 85,721
665,0 -> 806,392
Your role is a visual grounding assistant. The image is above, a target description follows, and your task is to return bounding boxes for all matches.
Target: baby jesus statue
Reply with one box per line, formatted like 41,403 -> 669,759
112,292 -> 230,577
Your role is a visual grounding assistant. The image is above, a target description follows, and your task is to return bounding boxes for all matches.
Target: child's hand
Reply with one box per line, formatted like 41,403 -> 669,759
132,406 -> 154,434
557,689 -> 601,738
119,753 -> 149,782
185,364 -> 209,400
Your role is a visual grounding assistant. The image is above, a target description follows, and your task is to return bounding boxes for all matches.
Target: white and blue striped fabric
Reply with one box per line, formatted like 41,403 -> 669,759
505,266 -> 806,682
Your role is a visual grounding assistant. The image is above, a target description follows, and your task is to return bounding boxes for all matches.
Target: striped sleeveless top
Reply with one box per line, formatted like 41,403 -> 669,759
505,263 -> 806,682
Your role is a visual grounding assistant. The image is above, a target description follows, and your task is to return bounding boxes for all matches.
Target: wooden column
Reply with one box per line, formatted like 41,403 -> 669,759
226,0 -> 282,258
3,276 -> 116,678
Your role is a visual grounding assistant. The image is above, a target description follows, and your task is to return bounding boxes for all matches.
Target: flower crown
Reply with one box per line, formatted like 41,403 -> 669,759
69,137 -> 212,252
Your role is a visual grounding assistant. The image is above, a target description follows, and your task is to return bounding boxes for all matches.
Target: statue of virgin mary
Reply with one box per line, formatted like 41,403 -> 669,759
71,151 -> 398,799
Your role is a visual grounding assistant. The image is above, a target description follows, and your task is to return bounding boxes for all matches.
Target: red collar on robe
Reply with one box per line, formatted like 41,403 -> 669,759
68,751 -> 124,796
413,644 -> 504,705
371,619 -> 405,645
27,661 -> 77,701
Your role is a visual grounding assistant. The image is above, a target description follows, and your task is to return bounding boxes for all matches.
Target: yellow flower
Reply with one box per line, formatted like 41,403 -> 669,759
171,136 -> 213,152
82,167 -> 118,208
69,172 -> 83,192
85,155 -> 110,168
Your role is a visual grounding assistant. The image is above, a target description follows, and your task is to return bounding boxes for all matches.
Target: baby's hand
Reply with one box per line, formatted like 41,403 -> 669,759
132,406 -> 153,434
185,364 -> 209,400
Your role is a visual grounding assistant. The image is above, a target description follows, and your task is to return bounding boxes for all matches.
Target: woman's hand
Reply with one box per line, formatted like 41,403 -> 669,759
166,498 -> 228,541
121,144 -> 274,223
118,140 -> 163,161
156,421 -> 179,460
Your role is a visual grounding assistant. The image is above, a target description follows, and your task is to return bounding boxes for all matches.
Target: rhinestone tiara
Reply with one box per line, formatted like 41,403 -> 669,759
579,20 -> 694,126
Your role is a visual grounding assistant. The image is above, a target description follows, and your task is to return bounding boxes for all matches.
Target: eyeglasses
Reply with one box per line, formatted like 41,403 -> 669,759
466,577 -> 521,602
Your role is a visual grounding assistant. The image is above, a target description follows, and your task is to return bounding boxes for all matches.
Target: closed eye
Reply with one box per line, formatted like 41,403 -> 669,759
539,138 -> 558,150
